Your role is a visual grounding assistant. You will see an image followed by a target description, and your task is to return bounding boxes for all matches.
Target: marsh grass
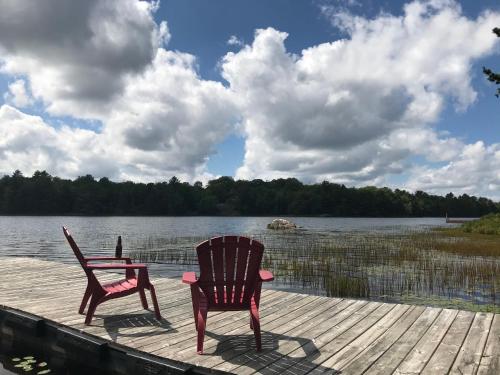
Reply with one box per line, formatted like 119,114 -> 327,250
129,228 -> 500,312
127,235 -> 205,264
432,227 -> 500,256
460,213 -> 500,235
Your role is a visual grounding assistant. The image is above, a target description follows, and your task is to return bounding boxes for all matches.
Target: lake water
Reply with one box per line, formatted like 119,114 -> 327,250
0,215 -> 446,263
0,215 -> 446,280
1,216 -> 498,312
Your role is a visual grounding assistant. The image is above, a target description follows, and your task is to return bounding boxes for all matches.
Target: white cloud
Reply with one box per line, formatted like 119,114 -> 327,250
0,0 -> 236,182
407,141 -> 500,200
0,105 -> 115,178
0,45 -> 238,182
227,35 -> 244,47
386,128 -> 463,163
0,0 -> 169,119
220,1 -> 500,194
4,79 -> 33,108
103,48 -> 237,181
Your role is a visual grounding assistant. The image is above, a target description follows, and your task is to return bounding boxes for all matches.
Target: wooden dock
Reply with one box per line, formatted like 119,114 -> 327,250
0,257 -> 499,374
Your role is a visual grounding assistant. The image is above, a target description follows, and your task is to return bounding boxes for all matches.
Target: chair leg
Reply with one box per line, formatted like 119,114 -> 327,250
85,295 -> 102,325
193,307 -> 199,332
139,288 -> 148,309
79,285 -> 92,314
190,285 -> 200,331
250,307 -> 262,351
196,309 -> 208,354
149,285 -> 162,320
251,283 -> 263,332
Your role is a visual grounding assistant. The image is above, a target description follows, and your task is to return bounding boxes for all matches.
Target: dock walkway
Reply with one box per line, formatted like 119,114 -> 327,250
0,257 -> 498,374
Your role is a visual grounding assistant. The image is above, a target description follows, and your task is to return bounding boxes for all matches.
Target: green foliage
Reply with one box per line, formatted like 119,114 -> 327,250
0,170 -> 498,216
10,355 -> 51,374
483,27 -> 500,97
461,213 -> 500,235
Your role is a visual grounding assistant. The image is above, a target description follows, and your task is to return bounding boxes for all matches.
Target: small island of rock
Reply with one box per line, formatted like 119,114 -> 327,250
267,218 -> 297,230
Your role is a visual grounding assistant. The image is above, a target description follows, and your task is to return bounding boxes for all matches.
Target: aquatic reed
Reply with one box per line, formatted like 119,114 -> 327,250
129,229 -> 500,312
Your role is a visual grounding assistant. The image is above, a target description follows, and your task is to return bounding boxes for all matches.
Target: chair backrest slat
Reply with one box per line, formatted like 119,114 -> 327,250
197,240 -> 216,305
196,235 -> 264,309
233,237 -> 250,305
211,237 -> 225,304
224,236 -> 237,304
242,241 -> 264,303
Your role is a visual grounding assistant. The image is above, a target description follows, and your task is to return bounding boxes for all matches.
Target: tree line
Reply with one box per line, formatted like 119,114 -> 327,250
0,170 -> 498,217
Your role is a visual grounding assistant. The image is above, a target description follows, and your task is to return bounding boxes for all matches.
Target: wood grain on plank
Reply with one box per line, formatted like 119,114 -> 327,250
477,314 -> 500,375
450,312 -> 494,375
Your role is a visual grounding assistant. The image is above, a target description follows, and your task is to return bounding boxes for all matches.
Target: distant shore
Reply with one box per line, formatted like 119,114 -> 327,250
1,171 -> 498,217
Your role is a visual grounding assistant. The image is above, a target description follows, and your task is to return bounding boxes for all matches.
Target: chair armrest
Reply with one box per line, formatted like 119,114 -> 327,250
259,270 -> 274,282
182,272 -> 198,284
85,257 -> 131,262
87,263 -> 146,270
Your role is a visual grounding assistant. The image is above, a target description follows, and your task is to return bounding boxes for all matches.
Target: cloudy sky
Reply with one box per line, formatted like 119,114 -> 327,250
0,0 -> 499,199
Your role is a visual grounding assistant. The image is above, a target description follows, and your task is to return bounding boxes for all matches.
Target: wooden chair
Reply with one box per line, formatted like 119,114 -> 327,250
182,236 -> 274,354
62,226 -> 161,325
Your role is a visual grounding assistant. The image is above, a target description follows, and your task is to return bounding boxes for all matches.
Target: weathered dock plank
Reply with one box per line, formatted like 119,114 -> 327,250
393,308 -> 458,374
449,312 -> 494,375
478,314 -> 500,375
1,257 -> 499,375
421,310 -> 475,374
341,305 -> 426,374
240,299 -> 357,375
320,303 -> 411,371
363,306 -> 443,374
206,296 -> 343,373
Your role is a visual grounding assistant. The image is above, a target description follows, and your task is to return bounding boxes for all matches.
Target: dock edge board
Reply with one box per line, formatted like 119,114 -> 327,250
0,306 -> 230,375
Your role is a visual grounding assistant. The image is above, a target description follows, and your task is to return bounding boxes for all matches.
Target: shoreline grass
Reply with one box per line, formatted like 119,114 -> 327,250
129,226 -> 500,312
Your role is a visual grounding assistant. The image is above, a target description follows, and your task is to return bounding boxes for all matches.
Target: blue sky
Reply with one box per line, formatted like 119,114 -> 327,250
155,0 -> 500,176
0,0 -> 499,198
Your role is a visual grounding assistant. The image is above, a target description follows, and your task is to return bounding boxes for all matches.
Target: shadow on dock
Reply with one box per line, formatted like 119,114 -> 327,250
96,312 -> 176,341
206,330 -> 340,374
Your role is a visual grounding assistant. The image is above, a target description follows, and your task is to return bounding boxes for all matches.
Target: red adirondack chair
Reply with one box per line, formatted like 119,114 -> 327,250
62,227 -> 161,325
182,236 -> 274,354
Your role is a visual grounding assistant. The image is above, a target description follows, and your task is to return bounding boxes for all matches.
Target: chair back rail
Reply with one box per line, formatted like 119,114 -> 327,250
62,227 -> 86,266
62,226 -> 101,288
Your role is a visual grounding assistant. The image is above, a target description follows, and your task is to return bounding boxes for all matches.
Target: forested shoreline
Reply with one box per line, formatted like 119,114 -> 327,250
0,170 -> 498,217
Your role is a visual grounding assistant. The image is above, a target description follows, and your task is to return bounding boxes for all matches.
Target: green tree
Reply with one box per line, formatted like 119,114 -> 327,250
0,170 -> 498,217
483,28 -> 500,97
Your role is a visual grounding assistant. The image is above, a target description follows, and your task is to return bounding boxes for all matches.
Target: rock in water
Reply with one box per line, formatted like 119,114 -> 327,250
267,218 -> 297,230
